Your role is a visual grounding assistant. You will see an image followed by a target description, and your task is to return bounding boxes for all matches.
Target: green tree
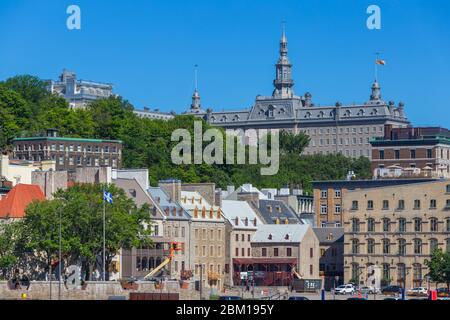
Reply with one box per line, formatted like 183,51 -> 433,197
0,221 -> 21,279
425,249 -> 450,290
23,183 -> 153,280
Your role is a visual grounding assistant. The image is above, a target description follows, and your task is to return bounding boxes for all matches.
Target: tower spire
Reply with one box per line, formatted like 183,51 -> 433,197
273,22 -> 294,99
191,64 -> 201,110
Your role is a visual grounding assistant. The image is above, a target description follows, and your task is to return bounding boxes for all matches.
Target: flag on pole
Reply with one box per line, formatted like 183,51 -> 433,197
375,59 -> 386,65
103,191 -> 113,204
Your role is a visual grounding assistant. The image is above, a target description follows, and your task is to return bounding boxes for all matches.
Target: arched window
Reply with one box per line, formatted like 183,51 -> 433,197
397,263 -> 406,286
414,218 -> 422,232
352,239 -> 360,254
371,108 -> 378,116
398,239 -> 406,256
413,264 -> 422,287
318,111 -> 324,118
357,109 -> 365,116
383,218 -> 391,232
383,239 -> 390,254
141,257 -> 148,271
414,239 -> 422,254
305,112 -> 311,118
136,256 -> 141,271
367,239 -> 375,254
149,257 -> 155,269
382,263 -> 390,282
351,263 -> 359,282
367,218 -> 375,232
430,238 -> 438,253
430,218 -> 438,232
345,110 -> 351,117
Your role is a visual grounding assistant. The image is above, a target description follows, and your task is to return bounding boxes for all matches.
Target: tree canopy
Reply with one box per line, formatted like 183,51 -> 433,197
0,74 -> 372,192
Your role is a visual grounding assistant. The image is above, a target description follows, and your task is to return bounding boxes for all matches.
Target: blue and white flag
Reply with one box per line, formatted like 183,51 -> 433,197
103,191 -> 113,204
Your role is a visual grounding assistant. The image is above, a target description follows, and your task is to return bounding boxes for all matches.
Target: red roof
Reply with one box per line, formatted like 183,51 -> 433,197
0,184 -> 45,219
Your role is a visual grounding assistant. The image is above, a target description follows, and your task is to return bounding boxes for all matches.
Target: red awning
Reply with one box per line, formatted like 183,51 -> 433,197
233,258 -> 297,265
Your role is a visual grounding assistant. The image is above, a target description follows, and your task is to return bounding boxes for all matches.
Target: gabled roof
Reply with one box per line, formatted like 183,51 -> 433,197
221,200 -> 263,229
0,184 -> 45,219
252,224 -> 310,243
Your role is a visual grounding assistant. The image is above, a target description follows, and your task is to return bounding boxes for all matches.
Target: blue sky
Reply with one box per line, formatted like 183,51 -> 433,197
0,0 -> 449,127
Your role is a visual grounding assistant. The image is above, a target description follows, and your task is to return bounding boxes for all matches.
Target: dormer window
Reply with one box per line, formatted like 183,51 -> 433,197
253,219 -> 257,226
268,233 -> 273,240
244,218 -> 249,226
235,217 -> 239,226
327,233 -> 333,241
285,234 -> 290,240
172,207 -> 177,216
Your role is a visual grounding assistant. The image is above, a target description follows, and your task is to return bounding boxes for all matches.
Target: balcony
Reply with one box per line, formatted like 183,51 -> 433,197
207,272 -> 221,281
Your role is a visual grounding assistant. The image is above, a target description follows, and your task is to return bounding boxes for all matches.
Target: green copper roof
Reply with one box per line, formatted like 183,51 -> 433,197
13,137 -> 123,144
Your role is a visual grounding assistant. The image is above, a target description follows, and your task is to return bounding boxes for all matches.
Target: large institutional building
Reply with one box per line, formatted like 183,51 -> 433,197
46,69 -> 114,109
342,180 -> 450,290
185,28 -> 410,158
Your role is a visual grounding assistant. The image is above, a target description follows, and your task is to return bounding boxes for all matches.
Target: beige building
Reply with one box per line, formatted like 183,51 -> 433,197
179,189 -> 226,292
0,154 -> 56,186
233,224 -> 320,286
342,180 -> 450,289
220,199 -> 263,286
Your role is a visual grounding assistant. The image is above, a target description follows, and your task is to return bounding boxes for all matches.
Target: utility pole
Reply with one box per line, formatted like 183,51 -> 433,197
103,197 -> 106,281
58,203 -> 62,300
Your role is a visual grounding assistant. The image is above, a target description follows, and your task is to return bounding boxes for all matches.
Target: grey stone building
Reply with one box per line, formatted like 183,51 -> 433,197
185,28 -> 410,159
46,69 -> 114,109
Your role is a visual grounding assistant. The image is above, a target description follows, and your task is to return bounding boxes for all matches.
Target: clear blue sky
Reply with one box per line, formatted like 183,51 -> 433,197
1,0 -> 449,127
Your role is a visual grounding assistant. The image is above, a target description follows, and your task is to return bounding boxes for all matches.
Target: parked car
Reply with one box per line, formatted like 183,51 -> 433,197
218,296 -> 242,300
335,284 -> 355,295
437,288 -> 449,297
360,286 -> 379,294
288,296 -> 310,300
381,285 -> 403,295
407,287 -> 428,296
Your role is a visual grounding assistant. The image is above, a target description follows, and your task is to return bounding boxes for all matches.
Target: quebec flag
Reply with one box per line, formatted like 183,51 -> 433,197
103,191 -> 113,204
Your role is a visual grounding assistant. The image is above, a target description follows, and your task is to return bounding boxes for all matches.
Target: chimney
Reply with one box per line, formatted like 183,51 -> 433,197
236,192 -> 260,208
159,179 -> 181,203
215,188 -> 222,207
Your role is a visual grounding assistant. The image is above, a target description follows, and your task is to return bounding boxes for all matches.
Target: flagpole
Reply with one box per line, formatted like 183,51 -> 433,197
103,195 -> 106,282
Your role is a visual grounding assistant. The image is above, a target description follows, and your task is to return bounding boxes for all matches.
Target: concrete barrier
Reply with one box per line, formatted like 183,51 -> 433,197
0,280 -> 198,300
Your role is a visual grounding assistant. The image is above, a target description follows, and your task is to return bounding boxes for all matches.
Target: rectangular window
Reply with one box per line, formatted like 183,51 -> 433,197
274,248 -> 279,257
395,150 -> 400,159
321,190 -> 327,198
335,189 -> 341,198
430,199 -> 437,209
379,150 -> 385,160
310,248 -> 313,258
410,149 -> 416,159
427,149 -> 432,159
286,248 -> 292,257
235,248 -> 239,257
335,205 -> 341,214
398,200 -> 405,210
262,248 -> 267,257
382,200 -> 389,210
320,205 -> 328,215
351,201 -> 358,210
414,199 -> 421,209
367,200 -> 374,210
